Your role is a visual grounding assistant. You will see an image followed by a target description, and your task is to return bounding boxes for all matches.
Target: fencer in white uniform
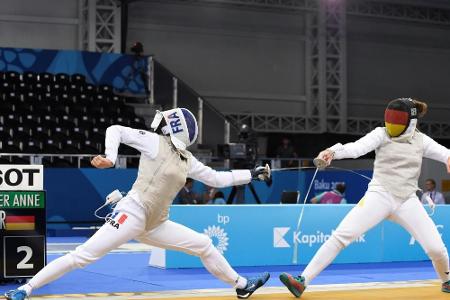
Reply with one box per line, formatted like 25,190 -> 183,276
280,98 -> 450,298
6,108 -> 270,300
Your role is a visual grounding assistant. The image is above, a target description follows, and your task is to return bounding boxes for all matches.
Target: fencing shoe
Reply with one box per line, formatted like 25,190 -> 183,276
279,273 -> 306,298
236,272 -> 270,299
4,289 -> 27,300
442,280 -> 450,293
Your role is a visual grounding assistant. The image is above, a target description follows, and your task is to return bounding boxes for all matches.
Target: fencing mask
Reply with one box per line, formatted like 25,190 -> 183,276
151,108 -> 198,150
384,98 -> 418,138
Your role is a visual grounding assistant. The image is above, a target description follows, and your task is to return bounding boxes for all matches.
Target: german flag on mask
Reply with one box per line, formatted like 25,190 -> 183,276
5,215 -> 35,231
384,98 -> 417,137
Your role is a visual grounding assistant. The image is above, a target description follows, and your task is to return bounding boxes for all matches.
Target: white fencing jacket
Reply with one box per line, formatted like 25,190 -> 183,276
104,125 -> 251,230
329,127 -> 450,201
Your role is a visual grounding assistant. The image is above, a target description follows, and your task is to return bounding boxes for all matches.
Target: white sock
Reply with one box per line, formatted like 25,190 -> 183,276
302,236 -> 343,286
18,283 -> 32,296
235,276 -> 248,289
200,246 -> 247,288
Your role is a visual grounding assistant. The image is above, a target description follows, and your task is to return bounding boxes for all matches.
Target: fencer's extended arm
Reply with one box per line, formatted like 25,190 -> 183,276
188,156 -> 251,188
422,133 -> 450,166
104,125 -> 159,164
329,127 -> 386,159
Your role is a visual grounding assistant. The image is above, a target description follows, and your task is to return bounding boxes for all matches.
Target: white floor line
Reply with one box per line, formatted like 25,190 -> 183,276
47,242 -> 153,254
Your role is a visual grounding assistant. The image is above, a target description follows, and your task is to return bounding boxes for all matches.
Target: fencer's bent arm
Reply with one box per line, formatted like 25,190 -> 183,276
328,127 -> 385,159
104,125 -> 159,164
422,133 -> 450,164
188,156 -> 252,188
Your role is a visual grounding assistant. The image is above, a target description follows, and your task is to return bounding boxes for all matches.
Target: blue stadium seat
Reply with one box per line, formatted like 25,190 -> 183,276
22,140 -> 42,153
38,72 -> 54,85
71,73 -> 86,84
22,72 -> 38,84
1,140 -> 21,153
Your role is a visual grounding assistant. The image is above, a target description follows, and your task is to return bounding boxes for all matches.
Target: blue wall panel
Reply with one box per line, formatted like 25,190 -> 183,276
0,47 -> 148,94
44,169 -> 137,223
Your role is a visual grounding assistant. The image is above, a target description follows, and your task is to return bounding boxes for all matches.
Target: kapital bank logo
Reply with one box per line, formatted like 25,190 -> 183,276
274,227 -> 290,248
273,227 -> 366,248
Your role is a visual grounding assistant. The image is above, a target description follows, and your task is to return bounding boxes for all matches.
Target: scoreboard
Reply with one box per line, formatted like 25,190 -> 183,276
0,166 -> 46,280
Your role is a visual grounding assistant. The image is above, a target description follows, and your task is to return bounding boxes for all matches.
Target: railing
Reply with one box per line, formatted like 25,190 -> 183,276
149,57 -> 242,148
0,153 -> 140,168
0,153 -> 315,169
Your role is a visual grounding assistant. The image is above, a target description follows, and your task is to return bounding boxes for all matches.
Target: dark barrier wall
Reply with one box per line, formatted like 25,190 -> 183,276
0,47 -> 148,94
44,168 -> 372,224
44,169 -> 137,224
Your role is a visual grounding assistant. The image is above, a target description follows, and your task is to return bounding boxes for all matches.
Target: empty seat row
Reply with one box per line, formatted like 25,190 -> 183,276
1,89 -> 124,104
0,71 -> 86,85
0,112 -> 146,130
0,101 -> 135,119
0,71 -> 147,161
1,82 -> 114,96
1,137 -> 139,155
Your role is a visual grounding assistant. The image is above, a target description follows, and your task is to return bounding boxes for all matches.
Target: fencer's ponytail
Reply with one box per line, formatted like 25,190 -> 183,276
412,99 -> 427,118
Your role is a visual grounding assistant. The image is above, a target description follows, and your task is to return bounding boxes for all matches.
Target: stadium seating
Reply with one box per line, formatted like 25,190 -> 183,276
0,71 -> 146,167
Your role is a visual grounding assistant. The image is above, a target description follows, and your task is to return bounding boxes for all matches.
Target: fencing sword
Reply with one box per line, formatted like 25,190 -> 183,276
291,158 -> 326,264
270,165 -> 372,181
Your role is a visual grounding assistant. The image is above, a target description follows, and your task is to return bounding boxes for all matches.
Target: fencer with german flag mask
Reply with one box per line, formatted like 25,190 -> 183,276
280,98 -> 450,298
5,108 -> 271,300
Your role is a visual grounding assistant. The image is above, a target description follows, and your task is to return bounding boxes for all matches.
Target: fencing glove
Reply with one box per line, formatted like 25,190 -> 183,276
251,164 -> 271,183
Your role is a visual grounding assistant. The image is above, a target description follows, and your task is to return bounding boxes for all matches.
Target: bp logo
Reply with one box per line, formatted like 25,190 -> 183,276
204,225 -> 229,254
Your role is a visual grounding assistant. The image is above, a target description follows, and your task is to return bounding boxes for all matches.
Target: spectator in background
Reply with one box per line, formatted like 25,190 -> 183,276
311,183 -> 347,204
276,137 -> 298,168
202,185 -> 217,204
209,191 -> 226,205
421,178 -> 446,205
178,178 -> 199,205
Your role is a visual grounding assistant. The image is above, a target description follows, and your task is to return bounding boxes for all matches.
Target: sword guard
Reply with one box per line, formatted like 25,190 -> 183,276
313,157 -> 328,170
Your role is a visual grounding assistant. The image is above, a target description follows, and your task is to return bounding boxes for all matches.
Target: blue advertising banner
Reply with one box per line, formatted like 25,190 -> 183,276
382,205 -> 447,262
43,169 -> 372,224
0,47 -> 148,94
150,204 -> 450,268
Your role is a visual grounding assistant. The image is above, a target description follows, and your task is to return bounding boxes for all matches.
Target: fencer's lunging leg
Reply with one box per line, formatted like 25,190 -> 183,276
390,197 -> 450,282
302,191 -> 393,286
199,241 -> 248,288
139,220 -> 247,288
20,198 -> 146,296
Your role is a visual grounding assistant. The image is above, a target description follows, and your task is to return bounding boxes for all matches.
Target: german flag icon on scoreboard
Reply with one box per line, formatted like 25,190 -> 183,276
5,215 -> 36,231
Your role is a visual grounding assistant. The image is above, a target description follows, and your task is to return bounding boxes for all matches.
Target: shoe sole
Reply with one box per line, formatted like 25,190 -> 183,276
279,273 -> 303,298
